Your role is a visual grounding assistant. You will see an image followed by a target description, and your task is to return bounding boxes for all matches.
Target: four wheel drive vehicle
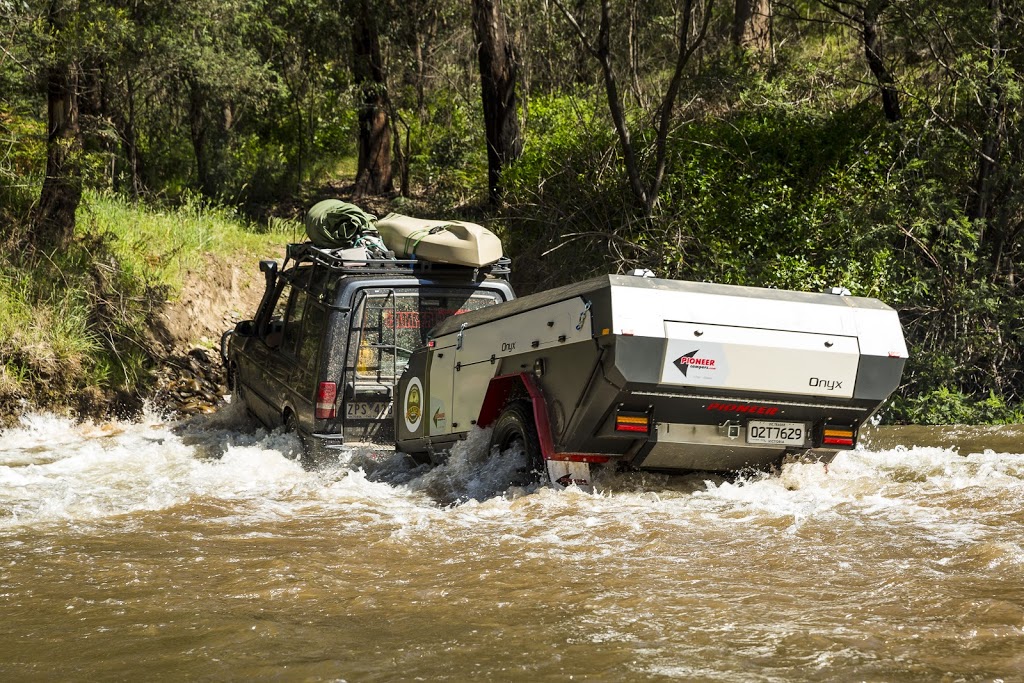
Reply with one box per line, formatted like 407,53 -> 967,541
395,275 -> 908,487
221,241 -> 514,453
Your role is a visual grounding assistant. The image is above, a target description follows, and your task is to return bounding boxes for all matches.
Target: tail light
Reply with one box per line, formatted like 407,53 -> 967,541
615,411 -> 650,434
315,382 -> 337,419
822,426 -> 855,447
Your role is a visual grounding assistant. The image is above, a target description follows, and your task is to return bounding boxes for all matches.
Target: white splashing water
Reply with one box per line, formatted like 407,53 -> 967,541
2,407 -> 1024,539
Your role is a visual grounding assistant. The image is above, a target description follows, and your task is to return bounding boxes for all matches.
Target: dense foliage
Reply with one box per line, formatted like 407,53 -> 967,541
3,0 -> 1024,423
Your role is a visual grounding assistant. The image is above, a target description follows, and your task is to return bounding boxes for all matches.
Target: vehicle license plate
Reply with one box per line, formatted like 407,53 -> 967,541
746,420 -> 807,446
345,401 -> 390,419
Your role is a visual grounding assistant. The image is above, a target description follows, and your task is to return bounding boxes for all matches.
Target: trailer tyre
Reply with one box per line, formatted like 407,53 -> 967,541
490,400 -> 546,485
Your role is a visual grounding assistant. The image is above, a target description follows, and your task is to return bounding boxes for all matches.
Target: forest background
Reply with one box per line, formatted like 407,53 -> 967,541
2,0 -> 1023,425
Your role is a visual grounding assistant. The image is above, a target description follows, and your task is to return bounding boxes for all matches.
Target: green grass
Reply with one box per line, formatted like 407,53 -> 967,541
78,190 -> 296,293
0,191 -> 293,411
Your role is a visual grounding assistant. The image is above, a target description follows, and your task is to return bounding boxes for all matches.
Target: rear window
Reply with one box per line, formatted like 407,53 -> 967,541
352,288 -> 502,381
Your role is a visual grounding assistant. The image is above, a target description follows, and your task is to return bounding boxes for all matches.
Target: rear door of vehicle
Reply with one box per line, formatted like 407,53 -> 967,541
280,282 -> 330,433
341,285 -> 505,444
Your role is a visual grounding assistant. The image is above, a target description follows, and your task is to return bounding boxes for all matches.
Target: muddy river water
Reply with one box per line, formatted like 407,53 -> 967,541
1,406 -> 1022,681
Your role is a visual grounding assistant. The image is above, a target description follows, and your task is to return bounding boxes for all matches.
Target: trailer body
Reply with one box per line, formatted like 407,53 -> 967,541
395,275 -> 907,481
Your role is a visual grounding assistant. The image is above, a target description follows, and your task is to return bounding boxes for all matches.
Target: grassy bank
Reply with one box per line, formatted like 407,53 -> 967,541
0,191 -> 293,423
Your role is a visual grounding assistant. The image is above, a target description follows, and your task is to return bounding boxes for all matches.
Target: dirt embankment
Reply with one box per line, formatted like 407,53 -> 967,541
0,252 -> 266,427
155,254 -> 264,353
145,253 -> 265,418
3,193 -> 438,426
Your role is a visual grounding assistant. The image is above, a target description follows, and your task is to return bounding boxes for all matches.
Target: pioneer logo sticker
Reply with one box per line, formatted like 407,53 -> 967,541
661,342 -> 725,385
673,349 -> 717,376
403,377 -> 423,433
428,397 -> 447,435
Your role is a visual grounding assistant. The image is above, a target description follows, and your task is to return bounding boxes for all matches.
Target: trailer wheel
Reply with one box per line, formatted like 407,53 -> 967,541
490,400 -> 546,484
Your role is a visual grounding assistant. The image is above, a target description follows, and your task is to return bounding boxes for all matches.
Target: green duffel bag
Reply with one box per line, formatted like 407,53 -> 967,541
304,199 -> 377,249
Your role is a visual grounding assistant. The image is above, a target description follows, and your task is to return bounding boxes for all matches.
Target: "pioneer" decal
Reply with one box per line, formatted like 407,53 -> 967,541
674,350 -> 716,376
707,402 -> 779,416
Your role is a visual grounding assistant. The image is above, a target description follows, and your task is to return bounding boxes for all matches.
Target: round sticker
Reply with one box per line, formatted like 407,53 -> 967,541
403,377 -> 423,433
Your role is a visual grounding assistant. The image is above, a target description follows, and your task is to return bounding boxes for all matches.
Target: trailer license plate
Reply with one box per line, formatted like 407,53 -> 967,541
746,421 -> 807,446
346,401 -> 390,419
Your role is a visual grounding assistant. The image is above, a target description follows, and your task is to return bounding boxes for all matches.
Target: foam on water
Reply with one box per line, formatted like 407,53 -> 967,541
0,407 -> 314,528
3,409 -> 1024,542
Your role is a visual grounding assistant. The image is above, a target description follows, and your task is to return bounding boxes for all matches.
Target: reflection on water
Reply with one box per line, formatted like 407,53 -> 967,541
1,407 -> 1023,681
862,422 -> 1024,454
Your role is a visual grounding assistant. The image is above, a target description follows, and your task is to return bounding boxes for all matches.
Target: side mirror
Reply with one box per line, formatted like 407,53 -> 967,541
234,320 -> 256,336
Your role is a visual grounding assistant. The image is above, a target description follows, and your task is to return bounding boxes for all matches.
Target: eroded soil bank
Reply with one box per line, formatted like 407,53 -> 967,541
1,252 -> 265,426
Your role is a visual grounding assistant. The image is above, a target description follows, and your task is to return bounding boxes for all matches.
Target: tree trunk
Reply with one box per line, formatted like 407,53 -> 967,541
862,0 -> 901,123
408,2 -> 439,120
554,0 -> 714,217
969,0 -> 1004,231
388,104 -> 411,197
34,0 -> 82,247
593,0 -> 649,211
118,71 -> 145,197
733,0 -> 771,56
187,80 -> 214,198
292,92 -> 305,191
573,0 -> 590,85
472,0 -> 523,205
351,0 -> 393,197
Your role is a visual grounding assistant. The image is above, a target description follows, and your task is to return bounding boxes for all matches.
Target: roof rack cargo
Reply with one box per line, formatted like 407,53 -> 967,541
283,241 -> 511,281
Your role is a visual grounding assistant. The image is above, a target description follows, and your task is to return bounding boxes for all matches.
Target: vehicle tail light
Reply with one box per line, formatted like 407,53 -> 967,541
316,382 -> 337,419
822,426 -> 855,447
615,411 -> 650,434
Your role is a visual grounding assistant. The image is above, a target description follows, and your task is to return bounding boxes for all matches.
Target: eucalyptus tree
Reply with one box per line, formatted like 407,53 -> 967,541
552,0 -> 717,218
472,0 -> 522,205
377,0 -> 439,196
22,0 -> 133,243
787,0 -> 1024,260
733,0 -> 771,56
350,0 -> 392,196
801,0 -> 901,121
256,0 -> 348,193
33,0 -> 84,246
170,0 -> 278,198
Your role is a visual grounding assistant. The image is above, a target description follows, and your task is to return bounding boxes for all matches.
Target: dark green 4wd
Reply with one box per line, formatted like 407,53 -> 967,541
221,242 -> 514,458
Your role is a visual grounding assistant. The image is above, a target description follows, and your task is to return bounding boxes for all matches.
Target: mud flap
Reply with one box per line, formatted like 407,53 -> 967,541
546,461 -> 592,490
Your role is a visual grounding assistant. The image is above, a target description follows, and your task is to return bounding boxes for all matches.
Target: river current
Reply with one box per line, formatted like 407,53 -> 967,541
1,405 -> 1022,681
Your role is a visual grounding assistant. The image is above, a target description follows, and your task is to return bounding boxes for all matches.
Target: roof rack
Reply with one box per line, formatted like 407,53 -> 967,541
283,242 -> 511,281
